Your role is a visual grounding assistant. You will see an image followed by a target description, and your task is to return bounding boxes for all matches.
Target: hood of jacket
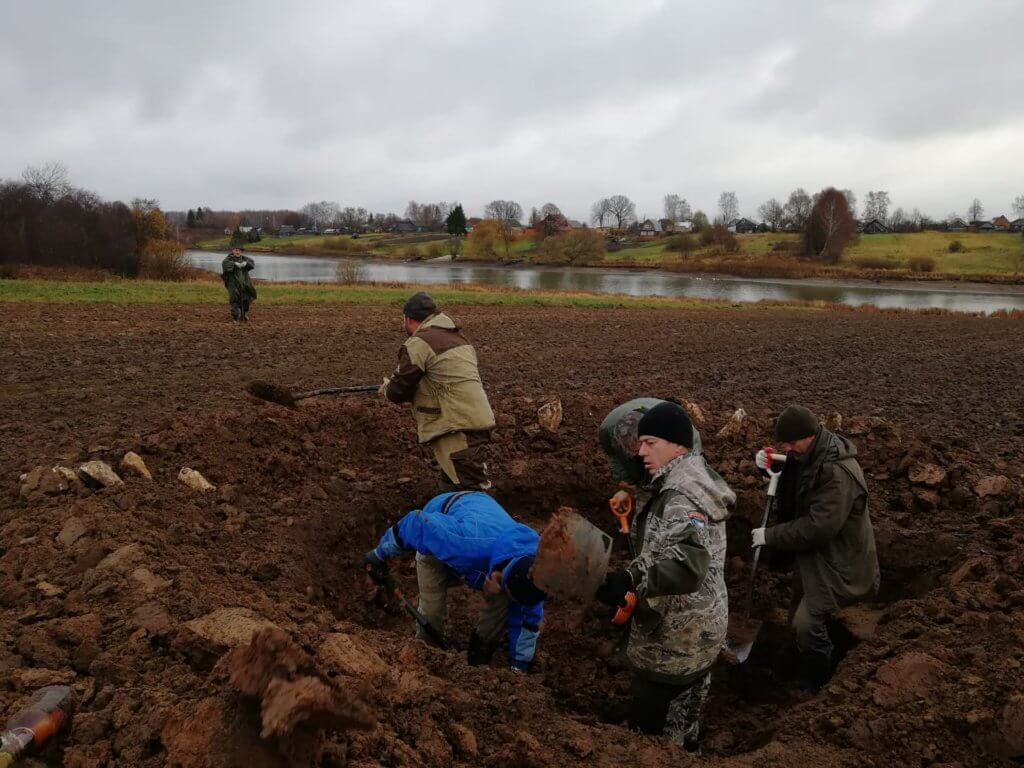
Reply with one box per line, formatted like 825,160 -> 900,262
653,453 -> 735,523
417,312 -> 457,332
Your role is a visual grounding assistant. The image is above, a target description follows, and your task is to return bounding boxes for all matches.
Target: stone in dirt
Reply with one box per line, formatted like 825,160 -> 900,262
36,581 -> 64,598
909,463 -> 946,487
132,601 -> 174,636
179,467 -> 216,492
19,466 -> 70,500
537,399 -> 563,432
119,451 -> 152,480
95,542 -> 143,573
130,567 -> 171,595
717,408 -> 747,438
976,475 -> 1010,498
448,723 -> 478,758
825,412 -> 843,431
77,461 -> 123,489
183,607 -> 279,650
316,632 -> 389,679
56,517 -> 88,548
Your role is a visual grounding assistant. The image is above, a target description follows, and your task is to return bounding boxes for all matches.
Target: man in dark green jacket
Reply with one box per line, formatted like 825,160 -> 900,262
596,402 -> 734,753
221,248 -> 257,321
752,405 -> 880,689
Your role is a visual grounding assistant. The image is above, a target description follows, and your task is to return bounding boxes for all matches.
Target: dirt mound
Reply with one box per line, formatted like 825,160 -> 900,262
1,303 -> 1023,767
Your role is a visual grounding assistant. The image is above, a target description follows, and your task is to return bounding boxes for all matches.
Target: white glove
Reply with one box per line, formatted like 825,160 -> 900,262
378,376 -> 390,396
755,449 -> 773,471
751,528 -> 766,548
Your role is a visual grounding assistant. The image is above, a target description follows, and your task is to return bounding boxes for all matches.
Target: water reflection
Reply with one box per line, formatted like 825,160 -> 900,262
187,250 -> 1024,314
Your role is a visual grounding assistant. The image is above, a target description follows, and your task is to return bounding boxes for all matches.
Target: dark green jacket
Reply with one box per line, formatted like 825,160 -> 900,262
765,428 -> 879,616
221,255 -> 257,304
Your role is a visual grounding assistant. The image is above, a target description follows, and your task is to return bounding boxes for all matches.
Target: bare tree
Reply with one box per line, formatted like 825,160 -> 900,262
783,188 -> 813,230
339,207 -> 368,230
664,193 -> 692,222
863,191 -> 891,223
606,195 -> 636,228
22,162 -> 71,200
540,202 -> 562,218
301,201 -> 340,229
889,207 -> 907,231
483,199 -> 524,258
967,198 -> 984,222
1013,195 -> 1024,219
717,191 -> 739,224
590,198 -> 612,227
757,198 -> 785,231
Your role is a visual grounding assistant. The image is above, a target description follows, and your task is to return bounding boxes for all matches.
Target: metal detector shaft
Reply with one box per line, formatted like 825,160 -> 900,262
293,384 -> 379,401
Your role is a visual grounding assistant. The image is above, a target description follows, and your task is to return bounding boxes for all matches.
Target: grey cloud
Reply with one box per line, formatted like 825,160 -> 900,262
1,0 -> 1021,219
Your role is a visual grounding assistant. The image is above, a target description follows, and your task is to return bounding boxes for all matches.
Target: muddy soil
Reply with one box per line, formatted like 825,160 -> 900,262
1,302 -> 1023,767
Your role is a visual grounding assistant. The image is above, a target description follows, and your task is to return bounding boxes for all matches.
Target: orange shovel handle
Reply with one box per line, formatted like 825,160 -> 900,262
609,494 -> 633,534
612,592 -> 638,626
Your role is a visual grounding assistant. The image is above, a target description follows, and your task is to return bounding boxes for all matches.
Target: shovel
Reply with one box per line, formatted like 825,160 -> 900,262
724,460 -> 784,664
532,508 -> 613,602
247,380 -> 379,408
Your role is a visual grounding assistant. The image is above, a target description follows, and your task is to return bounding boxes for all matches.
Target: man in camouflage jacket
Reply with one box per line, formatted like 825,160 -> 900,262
220,247 -> 257,321
596,401 -> 735,753
383,292 -> 496,490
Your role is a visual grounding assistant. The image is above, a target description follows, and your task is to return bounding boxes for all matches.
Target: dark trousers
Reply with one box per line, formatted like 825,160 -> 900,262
430,429 -> 492,491
789,572 -> 836,689
230,299 -> 251,321
629,671 -> 711,752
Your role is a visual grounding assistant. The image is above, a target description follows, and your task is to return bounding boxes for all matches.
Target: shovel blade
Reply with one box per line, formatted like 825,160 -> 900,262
533,508 -> 613,602
721,615 -> 763,665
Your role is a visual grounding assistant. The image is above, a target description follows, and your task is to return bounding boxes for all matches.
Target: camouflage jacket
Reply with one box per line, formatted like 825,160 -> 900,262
625,453 -> 735,684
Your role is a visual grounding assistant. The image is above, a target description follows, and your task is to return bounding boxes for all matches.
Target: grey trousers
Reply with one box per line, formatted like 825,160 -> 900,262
415,553 -> 507,645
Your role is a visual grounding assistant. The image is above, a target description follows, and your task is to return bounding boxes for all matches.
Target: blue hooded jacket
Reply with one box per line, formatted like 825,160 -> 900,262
374,491 -> 544,669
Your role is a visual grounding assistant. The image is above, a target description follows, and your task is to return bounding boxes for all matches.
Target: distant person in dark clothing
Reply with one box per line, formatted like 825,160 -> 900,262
221,247 -> 257,321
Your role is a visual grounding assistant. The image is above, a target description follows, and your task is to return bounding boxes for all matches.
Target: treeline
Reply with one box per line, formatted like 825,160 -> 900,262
0,163 -> 182,277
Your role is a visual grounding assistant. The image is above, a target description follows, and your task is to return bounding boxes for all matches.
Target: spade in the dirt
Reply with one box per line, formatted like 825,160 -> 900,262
723,465 -> 784,664
246,380 -> 379,408
532,508 -> 613,602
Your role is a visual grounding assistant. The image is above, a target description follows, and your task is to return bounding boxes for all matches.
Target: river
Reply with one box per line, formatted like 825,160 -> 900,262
188,250 -> 1024,314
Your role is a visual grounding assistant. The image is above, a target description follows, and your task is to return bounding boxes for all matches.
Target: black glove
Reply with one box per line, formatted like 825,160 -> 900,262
363,550 -> 389,585
595,569 -> 633,607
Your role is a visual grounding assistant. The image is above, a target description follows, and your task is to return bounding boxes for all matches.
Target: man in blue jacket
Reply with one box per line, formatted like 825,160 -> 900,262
364,491 -> 546,672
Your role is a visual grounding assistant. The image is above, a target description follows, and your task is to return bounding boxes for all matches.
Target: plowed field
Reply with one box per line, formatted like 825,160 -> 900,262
2,302 -> 1023,767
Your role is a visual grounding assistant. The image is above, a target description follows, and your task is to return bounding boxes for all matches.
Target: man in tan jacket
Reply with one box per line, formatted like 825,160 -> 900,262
382,292 -> 496,490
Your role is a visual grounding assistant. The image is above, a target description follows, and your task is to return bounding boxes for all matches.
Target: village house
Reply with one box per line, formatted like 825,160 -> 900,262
969,220 -> 994,232
861,219 -> 891,235
276,224 -> 296,236
945,217 -> 968,232
1010,218 -> 1024,233
639,219 -> 663,236
992,215 -> 1011,231
728,217 -> 757,234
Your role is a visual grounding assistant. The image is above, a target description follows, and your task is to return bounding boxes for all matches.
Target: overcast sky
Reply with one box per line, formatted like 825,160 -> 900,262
2,0 -> 1022,221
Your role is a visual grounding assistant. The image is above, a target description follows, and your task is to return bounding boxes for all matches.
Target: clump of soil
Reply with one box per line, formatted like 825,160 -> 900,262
246,380 -> 297,408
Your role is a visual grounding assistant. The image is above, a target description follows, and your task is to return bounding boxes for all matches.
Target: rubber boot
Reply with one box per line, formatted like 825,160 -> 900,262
466,630 -> 497,666
799,651 -> 833,691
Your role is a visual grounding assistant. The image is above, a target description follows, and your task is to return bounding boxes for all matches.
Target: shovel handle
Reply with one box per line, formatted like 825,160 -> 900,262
611,592 -> 637,626
609,493 -> 633,534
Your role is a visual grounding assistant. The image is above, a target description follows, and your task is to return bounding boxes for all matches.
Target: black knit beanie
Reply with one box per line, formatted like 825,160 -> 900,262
403,292 -> 438,321
503,556 -> 546,606
636,402 -> 694,449
774,405 -> 820,442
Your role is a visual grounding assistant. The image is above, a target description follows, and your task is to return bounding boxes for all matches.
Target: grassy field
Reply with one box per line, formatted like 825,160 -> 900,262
603,231 -> 1024,278
0,278 -> 817,311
